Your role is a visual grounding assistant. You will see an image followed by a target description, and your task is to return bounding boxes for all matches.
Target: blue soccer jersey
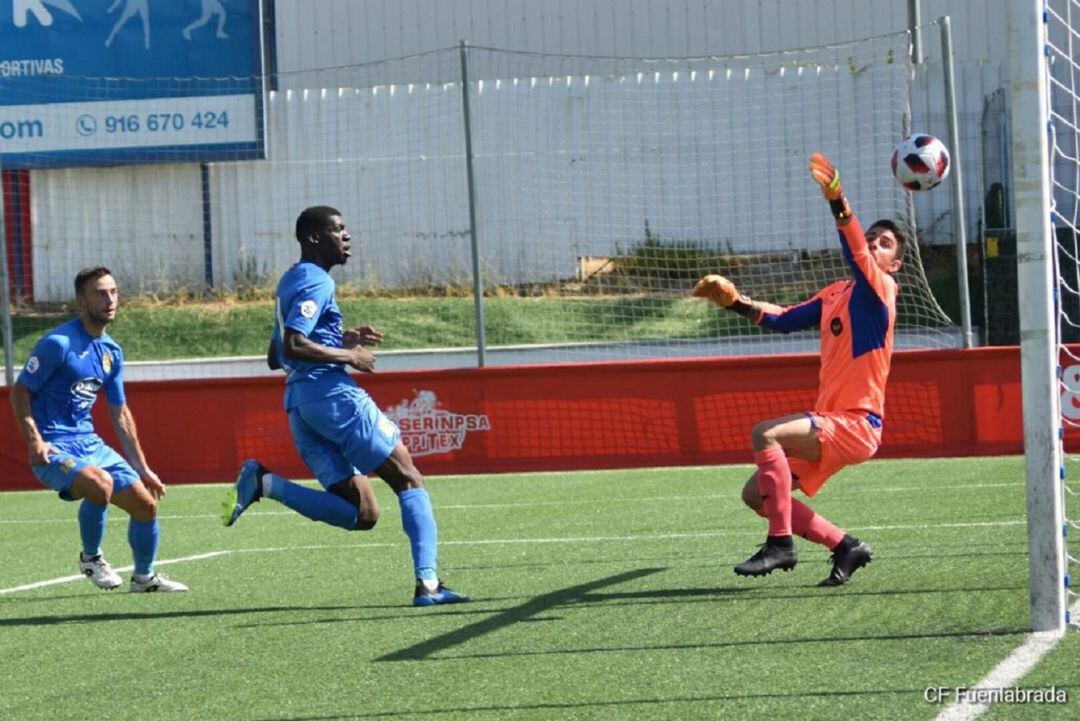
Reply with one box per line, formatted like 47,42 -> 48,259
273,261 -> 355,410
17,318 -> 126,442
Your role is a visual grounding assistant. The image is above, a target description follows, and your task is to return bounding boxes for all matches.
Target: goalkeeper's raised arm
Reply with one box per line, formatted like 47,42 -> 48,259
808,152 -> 906,299
692,274 -> 778,321
808,151 -> 853,226
690,152 -> 852,318
692,274 -> 822,334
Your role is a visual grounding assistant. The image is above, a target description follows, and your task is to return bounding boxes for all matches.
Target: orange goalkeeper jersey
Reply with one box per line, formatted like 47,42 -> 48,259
754,215 -> 898,418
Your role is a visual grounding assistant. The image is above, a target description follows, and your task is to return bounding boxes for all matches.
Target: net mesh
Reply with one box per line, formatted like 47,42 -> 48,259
1047,0 -> 1080,621
1,33 -> 958,381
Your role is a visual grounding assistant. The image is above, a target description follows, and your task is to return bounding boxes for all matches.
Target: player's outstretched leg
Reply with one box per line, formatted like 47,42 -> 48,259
222,459 -> 265,526
818,535 -> 873,587
225,459 -> 362,530
733,536 -> 798,577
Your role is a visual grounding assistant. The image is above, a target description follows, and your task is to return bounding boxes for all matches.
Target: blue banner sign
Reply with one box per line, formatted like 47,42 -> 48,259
0,0 -> 265,167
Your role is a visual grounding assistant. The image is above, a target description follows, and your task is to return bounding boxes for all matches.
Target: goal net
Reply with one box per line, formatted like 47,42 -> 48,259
459,37 -> 956,363
1011,0 -> 1080,631
1,32 -> 957,382
1045,0 -> 1080,628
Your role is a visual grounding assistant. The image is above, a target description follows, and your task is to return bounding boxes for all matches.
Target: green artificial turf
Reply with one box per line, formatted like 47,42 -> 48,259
1,457 -> 1075,720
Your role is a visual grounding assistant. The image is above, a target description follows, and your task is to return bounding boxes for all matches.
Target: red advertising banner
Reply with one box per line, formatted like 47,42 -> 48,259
0,346 -> 1070,490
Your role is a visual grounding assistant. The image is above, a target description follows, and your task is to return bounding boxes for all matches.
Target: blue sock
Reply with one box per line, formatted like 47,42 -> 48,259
399,488 -> 438,580
269,474 -> 357,530
77,499 -> 108,558
128,518 -> 159,576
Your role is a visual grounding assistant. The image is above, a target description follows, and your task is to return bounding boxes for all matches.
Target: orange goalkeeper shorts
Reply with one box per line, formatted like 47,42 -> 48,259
788,411 -> 882,498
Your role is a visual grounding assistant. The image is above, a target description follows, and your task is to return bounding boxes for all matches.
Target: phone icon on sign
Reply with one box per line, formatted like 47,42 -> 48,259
75,115 -> 97,136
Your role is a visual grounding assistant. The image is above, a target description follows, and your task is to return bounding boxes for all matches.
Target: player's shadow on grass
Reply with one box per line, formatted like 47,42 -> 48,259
447,548 -> 1028,578
376,570 -> 1029,663
236,583 -> 759,630
377,568 -> 754,662
236,604 -> 499,628
440,626 -> 1030,662
581,582 -> 1029,609
0,605 -> 358,628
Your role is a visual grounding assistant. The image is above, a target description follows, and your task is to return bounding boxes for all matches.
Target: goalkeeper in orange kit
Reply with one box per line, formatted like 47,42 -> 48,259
693,153 -> 908,586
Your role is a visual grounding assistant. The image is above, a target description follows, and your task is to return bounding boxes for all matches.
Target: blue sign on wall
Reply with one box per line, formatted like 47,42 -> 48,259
0,0 -> 265,167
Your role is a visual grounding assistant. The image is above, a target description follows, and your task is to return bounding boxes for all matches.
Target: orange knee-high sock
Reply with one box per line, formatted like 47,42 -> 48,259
754,447 -> 792,537
790,499 -> 845,549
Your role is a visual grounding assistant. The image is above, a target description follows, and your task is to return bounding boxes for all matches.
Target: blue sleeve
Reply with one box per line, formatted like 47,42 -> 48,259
17,334 -> 67,391
758,298 -> 823,334
281,276 -> 333,337
104,347 -> 126,406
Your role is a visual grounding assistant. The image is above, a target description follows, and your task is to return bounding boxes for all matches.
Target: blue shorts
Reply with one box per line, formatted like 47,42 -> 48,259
288,387 -> 401,489
32,436 -> 140,501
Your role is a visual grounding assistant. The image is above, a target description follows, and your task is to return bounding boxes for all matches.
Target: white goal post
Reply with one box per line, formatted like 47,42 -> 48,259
1010,0 -> 1068,632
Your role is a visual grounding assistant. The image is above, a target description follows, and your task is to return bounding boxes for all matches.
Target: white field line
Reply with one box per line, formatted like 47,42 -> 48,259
223,520 -> 1025,555
0,483 -> 1025,526
0,510 -> 1028,534
0,493 -> 735,524
933,597 -> 1080,721
0,551 -> 229,595
0,517 -> 1028,595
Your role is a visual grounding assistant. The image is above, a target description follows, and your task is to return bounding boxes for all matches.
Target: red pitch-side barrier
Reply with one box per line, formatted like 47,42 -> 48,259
0,346 -> 1074,490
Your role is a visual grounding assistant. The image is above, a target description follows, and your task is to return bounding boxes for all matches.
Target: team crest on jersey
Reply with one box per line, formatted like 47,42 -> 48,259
25,356 -> 39,374
101,351 -> 113,374
385,390 -> 491,457
830,318 -> 844,337
300,300 -> 318,318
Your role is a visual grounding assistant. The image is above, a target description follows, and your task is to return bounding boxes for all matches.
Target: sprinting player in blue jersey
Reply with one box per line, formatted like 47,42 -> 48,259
222,206 -> 468,607
9,267 -> 188,593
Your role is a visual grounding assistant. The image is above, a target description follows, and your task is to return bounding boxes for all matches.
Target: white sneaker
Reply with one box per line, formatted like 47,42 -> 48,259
78,553 -> 123,590
130,573 -> 189,593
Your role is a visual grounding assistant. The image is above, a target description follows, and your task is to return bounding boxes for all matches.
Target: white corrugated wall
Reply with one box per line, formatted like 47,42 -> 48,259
31,165 -> 204,300
273,0 -> 1007,75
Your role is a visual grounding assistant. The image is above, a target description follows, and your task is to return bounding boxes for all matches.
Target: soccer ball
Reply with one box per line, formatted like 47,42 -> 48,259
891,134 -> 950,191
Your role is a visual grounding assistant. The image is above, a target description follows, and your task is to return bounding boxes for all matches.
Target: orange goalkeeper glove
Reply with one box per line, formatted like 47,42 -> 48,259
692,274 -> 740,308
809,152 -> 843,201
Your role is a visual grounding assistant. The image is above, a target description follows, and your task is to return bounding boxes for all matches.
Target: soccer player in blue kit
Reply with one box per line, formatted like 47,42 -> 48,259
222,206 -> 468,607
9,267 -> 188,592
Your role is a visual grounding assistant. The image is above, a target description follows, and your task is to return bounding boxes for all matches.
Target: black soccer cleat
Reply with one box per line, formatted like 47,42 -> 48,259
734,537 -> 798,577
818,539 -> 873,587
